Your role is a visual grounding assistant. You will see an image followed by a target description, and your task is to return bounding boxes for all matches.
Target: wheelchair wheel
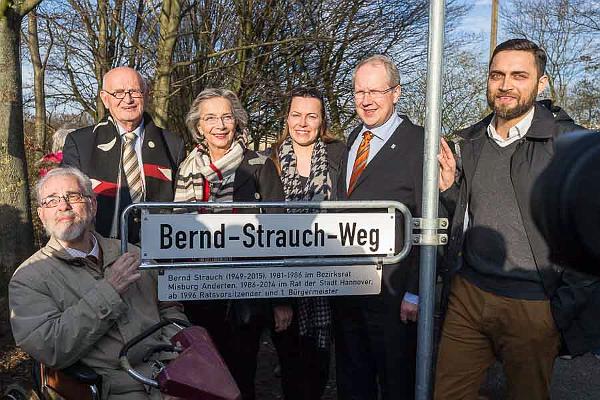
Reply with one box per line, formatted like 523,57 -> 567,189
1,384 -> 30,400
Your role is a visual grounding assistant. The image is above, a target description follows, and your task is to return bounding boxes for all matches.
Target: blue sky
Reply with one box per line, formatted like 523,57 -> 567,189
456,0 -> 498,57
461,0 -> 494,34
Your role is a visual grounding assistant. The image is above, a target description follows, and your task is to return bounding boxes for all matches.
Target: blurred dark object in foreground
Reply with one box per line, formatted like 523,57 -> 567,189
532,130 -> 600,276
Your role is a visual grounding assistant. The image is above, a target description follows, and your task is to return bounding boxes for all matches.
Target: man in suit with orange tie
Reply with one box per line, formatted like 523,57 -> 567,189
333,54 -> 425,400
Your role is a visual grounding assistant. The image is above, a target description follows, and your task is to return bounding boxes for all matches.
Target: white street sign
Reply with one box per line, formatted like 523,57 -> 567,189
142,213 -> 395,259
157,265 -> 382,301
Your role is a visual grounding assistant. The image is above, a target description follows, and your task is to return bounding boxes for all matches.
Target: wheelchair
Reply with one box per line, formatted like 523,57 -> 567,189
0,361 -> 100,400
13,319 -> 240,400
32,361 -> 101,400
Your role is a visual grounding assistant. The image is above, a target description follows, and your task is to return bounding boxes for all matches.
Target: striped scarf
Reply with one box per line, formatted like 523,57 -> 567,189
278,136 -> 332,349
175,136 -> 246,204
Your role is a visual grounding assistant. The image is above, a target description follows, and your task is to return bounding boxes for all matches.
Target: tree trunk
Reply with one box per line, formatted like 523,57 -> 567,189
28,9 -> 47,149
153,0 -> 182,129
232,0 -> 253,95
95,0 -> 109,121
0,11 -> 35,275
128,0 -> 145,68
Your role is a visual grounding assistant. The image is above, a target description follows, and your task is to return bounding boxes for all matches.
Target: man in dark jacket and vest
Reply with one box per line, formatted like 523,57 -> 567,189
62,67 -> 185,241
434,38 -> 596,399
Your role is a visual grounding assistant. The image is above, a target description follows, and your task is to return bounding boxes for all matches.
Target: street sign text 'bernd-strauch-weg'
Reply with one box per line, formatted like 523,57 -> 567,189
145,212 -> 395,301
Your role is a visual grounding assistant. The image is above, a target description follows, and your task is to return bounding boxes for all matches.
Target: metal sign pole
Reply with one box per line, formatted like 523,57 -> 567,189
416,0 -> 446,398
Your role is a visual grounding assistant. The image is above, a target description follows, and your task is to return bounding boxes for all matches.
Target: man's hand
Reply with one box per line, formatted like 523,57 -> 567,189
438,137 -> 457,192
273,305 -> 293,332
400,300 -> 418,323
105,252 -> 141,294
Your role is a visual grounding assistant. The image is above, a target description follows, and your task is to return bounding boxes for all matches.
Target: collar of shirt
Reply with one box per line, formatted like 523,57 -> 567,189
360,112 -> 403,144
117,119 -> 145,142
65,233 -> 100,259
487,107 -> 535,148
346,112 -> 403,189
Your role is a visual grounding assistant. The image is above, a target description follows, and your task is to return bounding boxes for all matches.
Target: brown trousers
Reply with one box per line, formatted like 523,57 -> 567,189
435,275 -> 560,400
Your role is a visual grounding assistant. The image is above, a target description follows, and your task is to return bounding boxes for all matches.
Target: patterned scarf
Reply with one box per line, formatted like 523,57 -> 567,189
278,135 -> 332,349
175,134 -> 246,203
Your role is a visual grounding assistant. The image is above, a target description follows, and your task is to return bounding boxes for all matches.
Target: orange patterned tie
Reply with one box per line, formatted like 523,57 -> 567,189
348,131 -> 374,195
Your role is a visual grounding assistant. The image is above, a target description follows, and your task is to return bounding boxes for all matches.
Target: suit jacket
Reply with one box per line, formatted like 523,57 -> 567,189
62,113 -> 185,241
337,115 -> 424,304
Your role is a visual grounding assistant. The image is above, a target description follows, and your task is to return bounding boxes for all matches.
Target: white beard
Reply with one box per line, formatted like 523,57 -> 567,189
46,211 -> 93,242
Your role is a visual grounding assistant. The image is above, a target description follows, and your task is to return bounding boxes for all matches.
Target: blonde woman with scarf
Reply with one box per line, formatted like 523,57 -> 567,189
269,87 -> 346,400
175,88 -> 287,400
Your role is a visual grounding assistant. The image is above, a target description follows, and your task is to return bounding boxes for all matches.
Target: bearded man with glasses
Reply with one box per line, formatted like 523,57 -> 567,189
9,167 -> 187,399
62,67 -> 185,242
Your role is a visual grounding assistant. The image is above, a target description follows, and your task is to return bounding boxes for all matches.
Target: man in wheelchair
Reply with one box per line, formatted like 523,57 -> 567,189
8,167 -> 188,399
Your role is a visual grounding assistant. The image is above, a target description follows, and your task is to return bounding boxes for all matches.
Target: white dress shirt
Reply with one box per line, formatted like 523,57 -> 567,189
487,107 -> 535,147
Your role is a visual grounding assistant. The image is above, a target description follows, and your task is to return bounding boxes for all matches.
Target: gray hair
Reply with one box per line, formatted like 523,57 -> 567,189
52,127 -> 77,153
185,88 -> 248,143
352,54 -> 401,88
35,167 -> 94,205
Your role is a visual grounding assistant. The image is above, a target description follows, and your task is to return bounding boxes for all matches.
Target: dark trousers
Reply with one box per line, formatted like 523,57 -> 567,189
272,320 -> 331,400
333,296 -> 417,400
185,301 -> 264,400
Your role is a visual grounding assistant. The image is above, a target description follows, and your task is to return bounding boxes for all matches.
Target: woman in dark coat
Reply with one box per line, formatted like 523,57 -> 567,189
269,87 -> 347,400
175,88 -> 287,400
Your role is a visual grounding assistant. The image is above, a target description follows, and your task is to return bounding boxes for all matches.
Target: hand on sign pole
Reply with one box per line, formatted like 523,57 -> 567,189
438,137 -> 456,192
400,300 -> 418,323
105,252 -> 142,295
273,305 -> 293,332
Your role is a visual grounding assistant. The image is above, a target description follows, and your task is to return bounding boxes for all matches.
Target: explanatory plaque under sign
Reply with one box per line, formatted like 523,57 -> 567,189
157,265 -> 382,301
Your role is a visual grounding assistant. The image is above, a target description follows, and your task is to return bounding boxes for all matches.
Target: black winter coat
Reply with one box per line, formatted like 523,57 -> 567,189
441,101 -> 600,355
441,102 -> 580,292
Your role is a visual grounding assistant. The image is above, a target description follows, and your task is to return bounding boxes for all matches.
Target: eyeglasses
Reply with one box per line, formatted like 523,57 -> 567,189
201,115 -> 235,126
103,89 -> 145,99
353,86 -> 398,100
40,192 -> 91,208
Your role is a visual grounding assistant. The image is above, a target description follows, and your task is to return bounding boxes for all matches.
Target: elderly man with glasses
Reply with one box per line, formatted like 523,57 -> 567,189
62,67 -> 185,242
9,167 -> 188,399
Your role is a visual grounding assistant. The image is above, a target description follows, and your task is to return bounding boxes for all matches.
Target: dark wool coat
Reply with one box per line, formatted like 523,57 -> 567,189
441,100 -> 600,355
231,150 -> 285,211
62,113 -> 185,241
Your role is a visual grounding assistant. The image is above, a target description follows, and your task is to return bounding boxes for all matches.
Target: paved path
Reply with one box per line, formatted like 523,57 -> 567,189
481,354 -> 600,399
257,335 -> 600,399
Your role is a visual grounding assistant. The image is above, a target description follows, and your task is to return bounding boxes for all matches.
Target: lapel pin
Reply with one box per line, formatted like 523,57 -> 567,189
148,140 -> 155,148
391,144 -> 396,149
